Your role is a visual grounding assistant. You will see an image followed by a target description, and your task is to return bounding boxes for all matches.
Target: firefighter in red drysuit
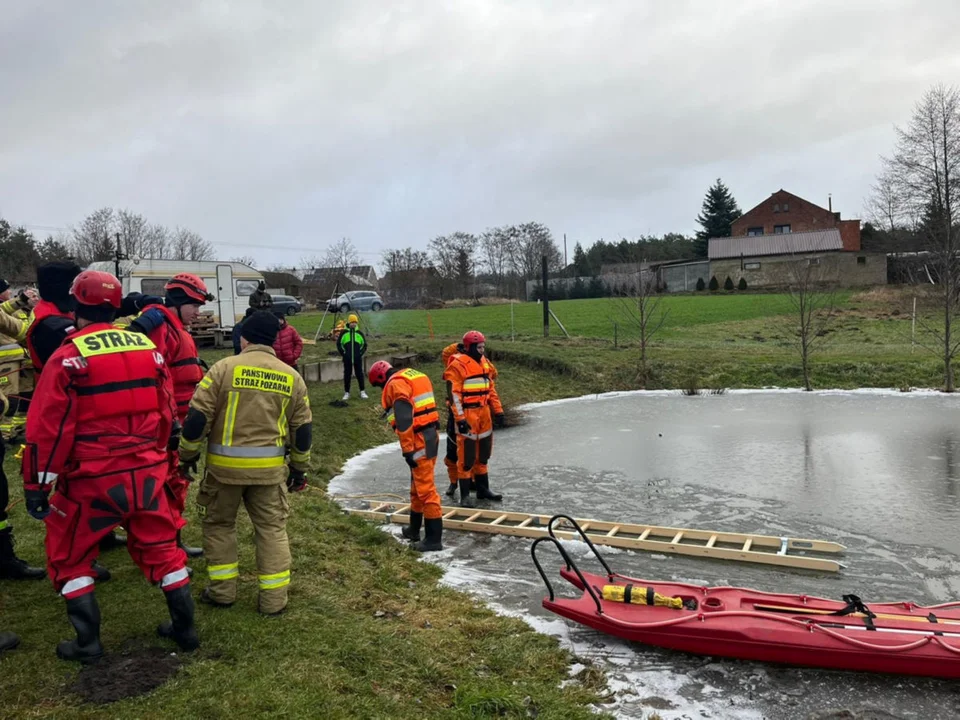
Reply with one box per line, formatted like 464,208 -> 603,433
368,361 -> 444,551
442,331 -> 505,505
126,273 -> 214,558
25,262 -> 121,578
22,270 -> 198,663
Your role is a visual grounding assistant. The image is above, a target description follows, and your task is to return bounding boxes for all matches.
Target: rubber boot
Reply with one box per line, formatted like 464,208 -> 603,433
0,529 -> 46,580
445,482 -> 458,500
415,518 -> 443,552
458,479 -> 475,508
57,593 -> 104,664
99,531 -> 127,552
401,511 -> 423,542
177,530 -> 204,559
0,631 -> 20,652
157,584 -> 200,651
474,473 -> 502,502
92,563 -> 111,583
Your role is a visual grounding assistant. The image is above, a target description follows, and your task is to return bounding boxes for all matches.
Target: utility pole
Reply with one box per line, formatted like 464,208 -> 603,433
563,233 -> 568,273
542,254 -> 549,337
114,232 -> 126,278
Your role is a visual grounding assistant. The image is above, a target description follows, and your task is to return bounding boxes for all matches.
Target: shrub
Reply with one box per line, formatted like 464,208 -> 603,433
708,276 -> 719,292
695,277 -> 706,291
724,276 -> 735,291
738,277 -> 748,291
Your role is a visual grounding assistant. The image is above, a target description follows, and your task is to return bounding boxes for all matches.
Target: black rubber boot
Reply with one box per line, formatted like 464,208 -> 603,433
445,482 -> 458,500
0,529 -> 46,580
57,593 -> 104,664
177,530 -> 204,559
0,631 -> 20,652
99,531 -> 127,552
92,563 -> 111,583
474,473 -> 502,502
401,511 -> 423,542
157,584 -> 200,651
415,518 -> 443,552
458,479 -> 475,508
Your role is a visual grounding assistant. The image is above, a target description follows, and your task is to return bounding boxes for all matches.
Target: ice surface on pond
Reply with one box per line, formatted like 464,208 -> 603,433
332,390 -> 960,719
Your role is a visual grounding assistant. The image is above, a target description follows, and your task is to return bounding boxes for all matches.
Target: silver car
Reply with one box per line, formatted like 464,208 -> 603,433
326,290 -> 385,313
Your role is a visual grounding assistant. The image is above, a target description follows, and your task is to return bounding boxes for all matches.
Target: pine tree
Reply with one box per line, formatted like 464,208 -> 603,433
572,241 -> 591,276
695,179 -> 742,258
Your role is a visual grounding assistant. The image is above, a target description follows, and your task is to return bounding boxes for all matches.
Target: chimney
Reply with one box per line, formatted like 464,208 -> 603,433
828,193 -> 832,213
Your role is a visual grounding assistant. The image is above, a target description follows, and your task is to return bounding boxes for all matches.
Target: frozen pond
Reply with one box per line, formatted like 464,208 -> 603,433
332,390 -> 960,719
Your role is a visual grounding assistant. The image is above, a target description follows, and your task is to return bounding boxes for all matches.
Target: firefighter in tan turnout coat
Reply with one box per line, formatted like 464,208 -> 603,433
178,312 -> 312,615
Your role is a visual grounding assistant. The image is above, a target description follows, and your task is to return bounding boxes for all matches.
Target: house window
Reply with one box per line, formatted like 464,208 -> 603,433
857,256 -> 867,265
773,203 -> 780,213
744,262 -> 761,270
774,224 -> 791,234
783,202 -> 789,212
809,258 -> 820,266
747,227 -> 764,236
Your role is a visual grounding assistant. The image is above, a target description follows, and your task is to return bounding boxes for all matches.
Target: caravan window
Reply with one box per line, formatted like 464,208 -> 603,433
141,278 -> 169,295
236,280 -> 259,297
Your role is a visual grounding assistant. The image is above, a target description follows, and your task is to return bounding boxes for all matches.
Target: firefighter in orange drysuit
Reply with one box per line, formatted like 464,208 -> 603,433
443,331 -> 505,505
22,270 -> 198,663
126,273 -> 213,558
368,361 -> 444,551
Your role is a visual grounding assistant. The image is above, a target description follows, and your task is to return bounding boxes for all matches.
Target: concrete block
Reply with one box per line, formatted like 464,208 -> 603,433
303,362 -> 319,382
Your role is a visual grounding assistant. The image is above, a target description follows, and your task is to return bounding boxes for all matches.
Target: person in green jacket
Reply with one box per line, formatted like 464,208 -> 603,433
338,314 -> 367,400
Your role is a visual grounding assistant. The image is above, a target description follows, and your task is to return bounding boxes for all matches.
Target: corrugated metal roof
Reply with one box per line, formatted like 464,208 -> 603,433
708,229 -> 843,260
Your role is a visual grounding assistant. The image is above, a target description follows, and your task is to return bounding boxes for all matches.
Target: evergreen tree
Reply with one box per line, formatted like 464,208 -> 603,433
572,241 -> 592,276
724,276 -> 735,291
708,276 -> 720,292
738,277 -> 748,291
695,179 -> 742,258
696,277 -> 706,291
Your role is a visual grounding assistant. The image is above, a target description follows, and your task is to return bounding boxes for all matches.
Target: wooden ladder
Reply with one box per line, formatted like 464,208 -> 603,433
350,504 -> 845,572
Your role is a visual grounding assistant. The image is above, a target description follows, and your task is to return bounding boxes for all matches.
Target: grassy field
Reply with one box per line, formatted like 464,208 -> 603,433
289,293 -> 844,342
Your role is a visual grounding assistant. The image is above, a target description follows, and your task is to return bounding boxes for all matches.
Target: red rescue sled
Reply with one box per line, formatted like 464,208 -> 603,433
532,515 -> 960,679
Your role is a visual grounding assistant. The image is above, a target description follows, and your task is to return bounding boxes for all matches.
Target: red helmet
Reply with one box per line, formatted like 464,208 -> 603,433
165,273 -> 214,304
70,270 -> 122,308
462,330 -> 485,348
368,360 -> 393,387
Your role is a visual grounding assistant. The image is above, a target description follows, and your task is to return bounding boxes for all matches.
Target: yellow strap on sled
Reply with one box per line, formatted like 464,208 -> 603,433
602,584 -> 684,609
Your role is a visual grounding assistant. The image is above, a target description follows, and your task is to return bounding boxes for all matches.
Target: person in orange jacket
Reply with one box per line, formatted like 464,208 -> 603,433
442,331 -> 504,506
440,341 -> 464,503
368,361 -> 444,551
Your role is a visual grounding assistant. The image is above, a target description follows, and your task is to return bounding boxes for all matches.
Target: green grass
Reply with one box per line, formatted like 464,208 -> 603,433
289,293 -> 850,342
1,360 -> 604,720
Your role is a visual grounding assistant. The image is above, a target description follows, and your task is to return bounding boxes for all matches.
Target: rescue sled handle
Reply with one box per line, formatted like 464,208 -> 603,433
546,513 -> 614,580
530,536 -> 603,615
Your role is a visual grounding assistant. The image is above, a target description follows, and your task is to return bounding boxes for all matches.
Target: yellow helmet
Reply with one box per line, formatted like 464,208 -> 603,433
347,314 -> 359,324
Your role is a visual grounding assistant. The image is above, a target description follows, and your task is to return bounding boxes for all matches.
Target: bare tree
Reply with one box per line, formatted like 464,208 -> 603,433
865,172 -> 907,234
72,207 -> 115,265
323,237 -> 359,274
481,226 -> 517,295
170,227 -> 214,261
429,232 -> 477,297
777,258 -> 839,392
883,84 -> 960,390
230,255 -> 258,267
613,261 -> 669,382
510,222 -> 562,280
145,223 -> 170,259
117,209 -> 150,258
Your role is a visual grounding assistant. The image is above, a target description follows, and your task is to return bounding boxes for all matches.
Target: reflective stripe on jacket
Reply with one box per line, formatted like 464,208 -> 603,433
181,345 -> 312,485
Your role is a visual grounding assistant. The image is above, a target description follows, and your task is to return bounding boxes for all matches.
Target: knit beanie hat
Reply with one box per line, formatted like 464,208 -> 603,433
0,279 -> 9,294
37,261 -> 82,309
240,310 -> 280,346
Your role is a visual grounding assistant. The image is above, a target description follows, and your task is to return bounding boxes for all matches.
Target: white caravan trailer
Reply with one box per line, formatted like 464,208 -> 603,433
86,259 -> 264,329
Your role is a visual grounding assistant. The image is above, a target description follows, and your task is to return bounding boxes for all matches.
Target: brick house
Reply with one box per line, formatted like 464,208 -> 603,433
731,190 -> 861,252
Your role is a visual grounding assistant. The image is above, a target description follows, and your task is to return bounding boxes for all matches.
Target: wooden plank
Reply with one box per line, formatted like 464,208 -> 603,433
344,504 -> 844,572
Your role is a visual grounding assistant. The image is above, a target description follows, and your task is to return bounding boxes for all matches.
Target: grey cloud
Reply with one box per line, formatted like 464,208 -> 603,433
2,0 -> 959,265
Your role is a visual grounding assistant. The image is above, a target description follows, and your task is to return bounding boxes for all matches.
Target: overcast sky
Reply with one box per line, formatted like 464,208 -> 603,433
2,0 -> 959,268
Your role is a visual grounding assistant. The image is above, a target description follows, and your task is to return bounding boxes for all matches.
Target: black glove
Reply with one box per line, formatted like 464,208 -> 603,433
494,413 -> 506,429
168,421 -> 182,452
457,419 -> 470,435
402,452 -> 418,469
17,290 -> 30,307
24,489 -> 50,520
287,468 -> 308,492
